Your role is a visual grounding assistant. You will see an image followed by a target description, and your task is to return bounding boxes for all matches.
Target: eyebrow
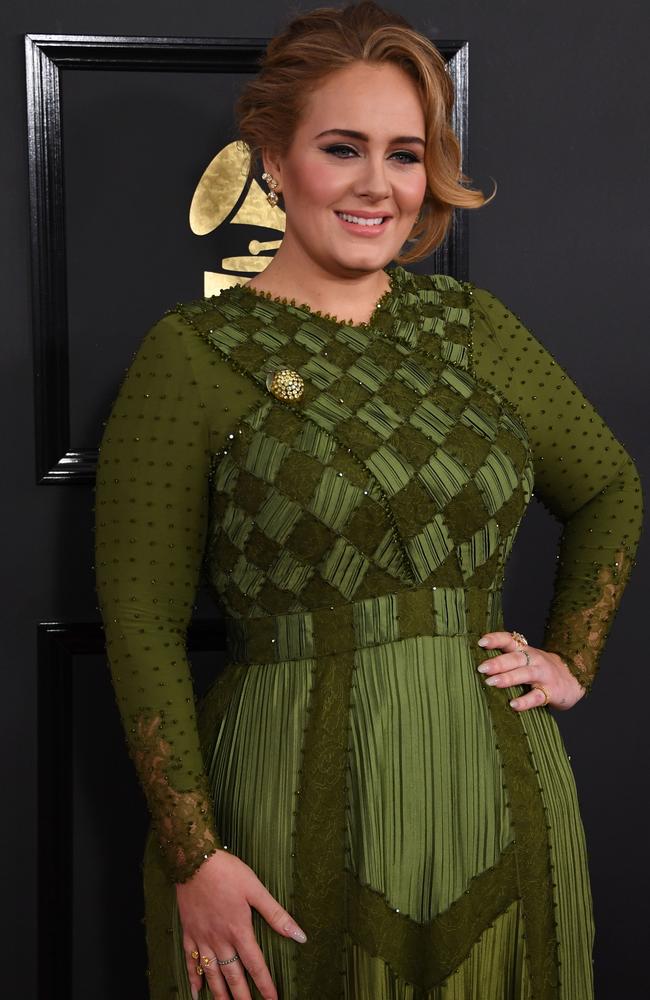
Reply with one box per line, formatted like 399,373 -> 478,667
315,128 -> 425,147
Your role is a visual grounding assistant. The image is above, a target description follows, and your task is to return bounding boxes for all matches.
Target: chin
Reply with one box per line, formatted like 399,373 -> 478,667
331,246 -> 398,275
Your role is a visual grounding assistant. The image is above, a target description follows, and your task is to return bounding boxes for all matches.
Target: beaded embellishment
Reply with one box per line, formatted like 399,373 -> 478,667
266,367 -> 305,402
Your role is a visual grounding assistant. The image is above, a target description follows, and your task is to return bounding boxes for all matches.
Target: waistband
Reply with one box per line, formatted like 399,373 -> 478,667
225,584 -> 503,664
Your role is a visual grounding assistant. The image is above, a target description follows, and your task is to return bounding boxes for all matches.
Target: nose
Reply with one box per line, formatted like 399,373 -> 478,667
353,153 -> 391,202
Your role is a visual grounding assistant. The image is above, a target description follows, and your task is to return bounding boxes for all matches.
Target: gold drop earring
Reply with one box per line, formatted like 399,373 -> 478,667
262,171 -> 280,206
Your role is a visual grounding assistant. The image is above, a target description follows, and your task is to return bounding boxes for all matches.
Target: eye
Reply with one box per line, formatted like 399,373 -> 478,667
390,150 -> 421,164
322,144 -> 358,158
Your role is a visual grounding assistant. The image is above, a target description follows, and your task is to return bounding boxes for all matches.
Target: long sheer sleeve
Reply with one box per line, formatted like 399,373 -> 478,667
94,309 -> 259,882
468,284 -> 643,693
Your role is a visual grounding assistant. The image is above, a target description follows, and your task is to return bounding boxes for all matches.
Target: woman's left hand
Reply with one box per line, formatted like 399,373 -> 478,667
477,631 -> 587,712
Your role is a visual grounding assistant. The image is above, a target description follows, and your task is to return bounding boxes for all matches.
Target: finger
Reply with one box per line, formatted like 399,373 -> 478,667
202,943 -> 249,1000
247,880 -> 307,944
509,687 -> 549,712
478,650 -> 531,675
184,939 -> 204,999
478,630 -> 526,650
234,933 -> 278,1000
201,964 -> 230,1000
483,665 -> 537,688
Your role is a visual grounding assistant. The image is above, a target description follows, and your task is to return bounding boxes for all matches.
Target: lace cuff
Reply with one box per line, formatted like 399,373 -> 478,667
131,712 -> 221,883
543,546 -> 633,695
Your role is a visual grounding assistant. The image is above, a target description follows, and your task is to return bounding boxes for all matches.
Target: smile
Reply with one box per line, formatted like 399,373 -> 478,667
335,211 -> 387,227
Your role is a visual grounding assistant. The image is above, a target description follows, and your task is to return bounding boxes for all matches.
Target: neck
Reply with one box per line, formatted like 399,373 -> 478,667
246,240 -> 391,326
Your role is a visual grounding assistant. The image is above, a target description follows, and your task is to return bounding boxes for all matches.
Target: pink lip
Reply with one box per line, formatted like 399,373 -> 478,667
334,210 -> 392,237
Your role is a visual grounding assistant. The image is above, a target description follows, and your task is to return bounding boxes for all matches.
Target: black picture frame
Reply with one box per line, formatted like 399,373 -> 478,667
37,618 -> 226,1000
24,33 -> 470,486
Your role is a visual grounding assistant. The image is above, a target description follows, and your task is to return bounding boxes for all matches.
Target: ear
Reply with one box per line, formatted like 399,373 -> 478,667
261,147 -> 284,191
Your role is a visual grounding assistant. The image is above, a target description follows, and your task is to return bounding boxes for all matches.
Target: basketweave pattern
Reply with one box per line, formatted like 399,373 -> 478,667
178,270 -> 534,620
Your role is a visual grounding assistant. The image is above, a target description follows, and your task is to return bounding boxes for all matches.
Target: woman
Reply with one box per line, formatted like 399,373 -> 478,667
95,3 -> 642,999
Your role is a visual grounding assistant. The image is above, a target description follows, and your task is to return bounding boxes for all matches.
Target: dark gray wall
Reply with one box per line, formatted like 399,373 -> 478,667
2,1 -> 648,996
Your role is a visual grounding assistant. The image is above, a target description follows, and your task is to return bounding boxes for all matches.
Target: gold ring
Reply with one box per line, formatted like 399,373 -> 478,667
510,630 -> 528,650
533,684 -> 550,706
196,965 -> 204,976
191,950 -> 199,960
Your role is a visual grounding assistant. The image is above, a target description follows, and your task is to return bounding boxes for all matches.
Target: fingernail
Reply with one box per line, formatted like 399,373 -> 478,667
484,676 -> 499,686
477,637 -> 488,647
477,664 -> 489,673
285,924 -> 307,943
509,698 -> 519,708
192,989 -> 199,1000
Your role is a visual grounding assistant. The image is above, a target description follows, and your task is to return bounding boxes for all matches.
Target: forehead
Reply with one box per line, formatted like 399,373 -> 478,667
296,61 -> 425,137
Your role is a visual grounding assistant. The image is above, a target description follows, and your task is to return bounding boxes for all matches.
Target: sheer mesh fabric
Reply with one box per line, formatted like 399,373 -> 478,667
468,285 -> 642,692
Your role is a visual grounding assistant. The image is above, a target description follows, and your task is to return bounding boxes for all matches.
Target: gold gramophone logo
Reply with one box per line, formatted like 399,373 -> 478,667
189,140 -> 285,297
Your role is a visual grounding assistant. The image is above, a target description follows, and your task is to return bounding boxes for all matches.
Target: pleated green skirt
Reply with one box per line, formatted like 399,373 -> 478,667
143,587 -> 594,999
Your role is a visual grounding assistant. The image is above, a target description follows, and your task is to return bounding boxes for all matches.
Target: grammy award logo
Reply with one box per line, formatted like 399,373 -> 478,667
189,140 -> 285,297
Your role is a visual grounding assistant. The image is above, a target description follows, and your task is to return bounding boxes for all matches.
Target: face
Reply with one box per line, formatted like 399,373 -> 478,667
264,60 -> 428,278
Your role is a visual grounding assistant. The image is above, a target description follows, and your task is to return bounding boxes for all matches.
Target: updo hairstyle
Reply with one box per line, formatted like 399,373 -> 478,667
236,1 -> 493,263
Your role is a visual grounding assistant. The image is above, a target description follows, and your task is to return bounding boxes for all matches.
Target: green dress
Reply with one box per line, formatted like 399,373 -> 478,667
95,267 -> 642,1000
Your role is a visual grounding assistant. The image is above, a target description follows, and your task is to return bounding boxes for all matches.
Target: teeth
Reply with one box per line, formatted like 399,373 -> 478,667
337,212 -> 385,227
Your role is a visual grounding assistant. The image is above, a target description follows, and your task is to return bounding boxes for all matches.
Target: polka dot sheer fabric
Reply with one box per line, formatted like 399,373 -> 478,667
95,268 -> 641,998
469,286 -> 641,690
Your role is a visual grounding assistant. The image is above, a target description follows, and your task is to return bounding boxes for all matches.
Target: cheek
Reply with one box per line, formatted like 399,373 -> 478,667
399,171 -> 427,214
287,161 -> 345,208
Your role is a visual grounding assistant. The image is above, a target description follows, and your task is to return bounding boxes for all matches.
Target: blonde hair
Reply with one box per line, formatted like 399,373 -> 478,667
236,1 -> 494,263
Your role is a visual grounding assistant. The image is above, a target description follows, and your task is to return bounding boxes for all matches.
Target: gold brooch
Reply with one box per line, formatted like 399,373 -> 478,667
266,367 -> 305,402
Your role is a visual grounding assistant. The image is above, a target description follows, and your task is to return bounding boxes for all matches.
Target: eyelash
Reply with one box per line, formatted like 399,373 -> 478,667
322,143 -> 421,164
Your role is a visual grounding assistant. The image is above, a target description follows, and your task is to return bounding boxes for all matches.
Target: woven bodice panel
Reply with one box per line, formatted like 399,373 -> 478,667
180,272 -> 534,620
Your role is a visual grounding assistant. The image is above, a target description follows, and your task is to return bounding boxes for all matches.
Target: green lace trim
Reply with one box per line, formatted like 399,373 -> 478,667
215,265 -> 402,332
346,841 -> 519,989
131,711 -> 221,883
